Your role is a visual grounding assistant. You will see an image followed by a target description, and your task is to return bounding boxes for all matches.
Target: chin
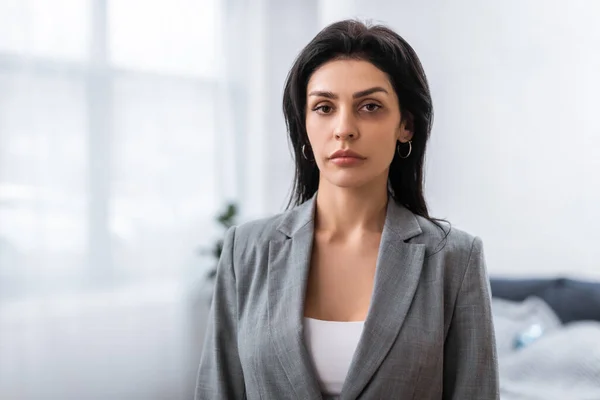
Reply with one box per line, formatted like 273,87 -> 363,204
319,164 -> 391,190
321,172 -> 375,189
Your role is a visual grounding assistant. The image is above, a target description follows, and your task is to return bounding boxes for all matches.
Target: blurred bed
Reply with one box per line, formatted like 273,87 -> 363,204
490,277 -> 600,400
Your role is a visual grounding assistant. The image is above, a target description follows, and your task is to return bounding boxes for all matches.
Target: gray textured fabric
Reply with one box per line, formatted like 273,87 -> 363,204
499,322 -> 600,400
195,195 -> 499,399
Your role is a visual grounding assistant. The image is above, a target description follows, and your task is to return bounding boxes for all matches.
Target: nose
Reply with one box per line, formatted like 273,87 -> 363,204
333,108 -> 359,141
335,130 -> 356,140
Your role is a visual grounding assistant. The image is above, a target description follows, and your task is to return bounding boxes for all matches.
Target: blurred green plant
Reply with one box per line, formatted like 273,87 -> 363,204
201,202 -> 238,281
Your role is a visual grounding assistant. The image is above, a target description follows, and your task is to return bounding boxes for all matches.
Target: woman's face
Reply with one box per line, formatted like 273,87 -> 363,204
305,59 -> 412,190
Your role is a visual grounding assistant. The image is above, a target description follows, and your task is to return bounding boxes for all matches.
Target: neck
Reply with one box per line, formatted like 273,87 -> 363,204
314,179 -> 388,237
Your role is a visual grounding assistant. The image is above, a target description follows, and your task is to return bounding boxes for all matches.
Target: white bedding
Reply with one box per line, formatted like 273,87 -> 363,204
493,297 -> 600,400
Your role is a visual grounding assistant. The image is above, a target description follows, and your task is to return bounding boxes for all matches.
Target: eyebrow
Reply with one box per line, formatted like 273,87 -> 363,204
308,86 -> 389,99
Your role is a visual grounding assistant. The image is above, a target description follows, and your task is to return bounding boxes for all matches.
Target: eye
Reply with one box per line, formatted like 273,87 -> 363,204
314,104 -> 333,114
361,103 -> 381,112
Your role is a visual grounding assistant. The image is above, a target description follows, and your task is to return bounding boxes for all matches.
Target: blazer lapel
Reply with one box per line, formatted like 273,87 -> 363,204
267,198 -> 322,399
341,201 -> 426,399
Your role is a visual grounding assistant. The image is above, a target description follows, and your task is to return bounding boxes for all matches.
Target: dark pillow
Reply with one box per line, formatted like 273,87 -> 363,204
490,277 -> 600,323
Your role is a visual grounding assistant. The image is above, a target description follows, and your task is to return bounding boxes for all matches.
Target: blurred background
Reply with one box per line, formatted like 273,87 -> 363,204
0,0 -> 599,399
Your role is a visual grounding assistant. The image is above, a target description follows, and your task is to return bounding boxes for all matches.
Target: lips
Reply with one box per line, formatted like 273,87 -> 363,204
328,149 -> 366,167
329,149 -> 366,160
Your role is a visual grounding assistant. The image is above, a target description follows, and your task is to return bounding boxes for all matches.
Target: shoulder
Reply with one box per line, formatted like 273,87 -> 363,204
232,212 -> 286,247
410,216 -> 488,297
413,214 -> 482,259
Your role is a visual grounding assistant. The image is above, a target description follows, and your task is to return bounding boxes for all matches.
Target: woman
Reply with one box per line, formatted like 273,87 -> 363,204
196,20 -> 499,399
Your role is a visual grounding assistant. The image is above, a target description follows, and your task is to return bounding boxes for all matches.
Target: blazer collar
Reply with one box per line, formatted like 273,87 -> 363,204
275,194 -> 316,238
268,193 -> 426,399
276,193 -> 423,241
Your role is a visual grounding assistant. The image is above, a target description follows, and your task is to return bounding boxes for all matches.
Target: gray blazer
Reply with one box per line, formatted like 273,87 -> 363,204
196,196 -> 499,399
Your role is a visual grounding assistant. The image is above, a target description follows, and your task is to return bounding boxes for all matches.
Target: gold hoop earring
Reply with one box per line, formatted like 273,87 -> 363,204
397,140 -> 412,159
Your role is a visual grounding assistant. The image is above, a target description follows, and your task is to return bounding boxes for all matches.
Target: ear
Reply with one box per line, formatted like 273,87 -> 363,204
397,111 -> 414,143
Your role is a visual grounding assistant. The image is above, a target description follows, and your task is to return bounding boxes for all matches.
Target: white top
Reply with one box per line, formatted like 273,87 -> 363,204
303,317 -> 365,396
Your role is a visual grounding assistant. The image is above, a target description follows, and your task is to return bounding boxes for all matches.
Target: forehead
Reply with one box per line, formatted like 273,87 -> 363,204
307,59 -> 393,93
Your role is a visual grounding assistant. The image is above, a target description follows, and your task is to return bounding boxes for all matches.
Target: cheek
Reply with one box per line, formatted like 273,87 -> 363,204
305,115 -> 327,145
366,123 -> 399,153
375,139 -> 398,166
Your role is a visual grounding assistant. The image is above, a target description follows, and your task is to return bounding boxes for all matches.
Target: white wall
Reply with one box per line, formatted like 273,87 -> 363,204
239,0 -> 320,217
255,1 -> 600,279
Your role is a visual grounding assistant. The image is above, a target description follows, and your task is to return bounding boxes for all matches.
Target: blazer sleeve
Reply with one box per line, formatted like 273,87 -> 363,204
443,237 -> 500,400
195,226 -> 246,399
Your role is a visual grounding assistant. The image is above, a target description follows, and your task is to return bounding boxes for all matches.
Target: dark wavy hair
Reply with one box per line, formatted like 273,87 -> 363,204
283,19 -> 436,220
